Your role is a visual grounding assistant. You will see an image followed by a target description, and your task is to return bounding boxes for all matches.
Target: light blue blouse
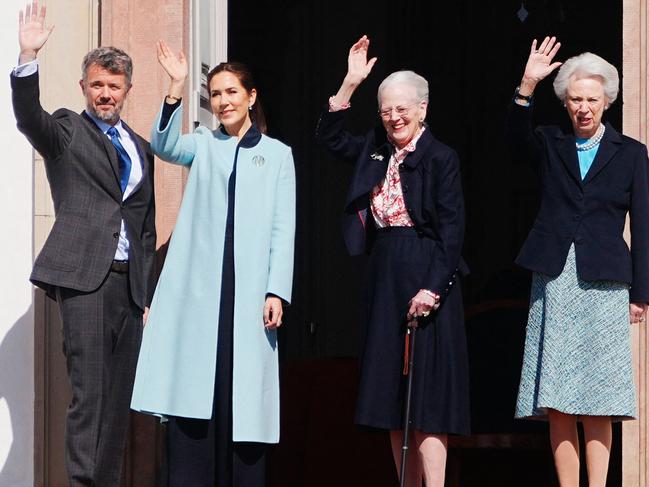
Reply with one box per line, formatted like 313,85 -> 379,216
576,139 -> 600,179
517,102 -> 600,179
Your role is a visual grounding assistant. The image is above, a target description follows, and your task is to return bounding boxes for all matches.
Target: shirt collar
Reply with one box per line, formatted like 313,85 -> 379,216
393,125 -> 426,160
85,111 -> 125,136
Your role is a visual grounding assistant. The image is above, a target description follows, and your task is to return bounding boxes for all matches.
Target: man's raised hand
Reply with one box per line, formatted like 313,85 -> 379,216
18,1 -> 54,64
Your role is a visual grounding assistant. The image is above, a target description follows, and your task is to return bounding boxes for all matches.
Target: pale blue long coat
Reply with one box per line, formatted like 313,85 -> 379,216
131,103 -> 295,443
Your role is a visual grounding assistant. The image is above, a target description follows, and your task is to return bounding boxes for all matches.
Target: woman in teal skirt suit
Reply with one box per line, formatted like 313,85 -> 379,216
130,41 -> 295,486
509,36 -> 649,487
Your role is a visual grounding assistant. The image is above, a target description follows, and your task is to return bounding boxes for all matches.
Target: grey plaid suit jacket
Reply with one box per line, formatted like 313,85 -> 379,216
11,71 -> 156,310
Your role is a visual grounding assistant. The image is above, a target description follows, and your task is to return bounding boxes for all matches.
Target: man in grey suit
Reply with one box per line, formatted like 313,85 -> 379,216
12,2 -> 156,485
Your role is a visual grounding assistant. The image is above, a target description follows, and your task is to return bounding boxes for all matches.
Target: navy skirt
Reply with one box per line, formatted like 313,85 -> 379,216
355,227 -> 470,435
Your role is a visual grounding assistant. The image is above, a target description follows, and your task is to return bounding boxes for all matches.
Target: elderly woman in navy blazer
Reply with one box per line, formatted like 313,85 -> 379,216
317,36 -> 470,487
509,37 -> 649,487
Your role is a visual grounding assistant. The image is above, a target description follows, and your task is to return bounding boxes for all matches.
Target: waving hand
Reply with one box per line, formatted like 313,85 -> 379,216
18,1 -> 54,64
519,36 -> 562,96
345,35 -> 378,86
330,35 -> 378,108
157,40 -> 188,83
157,40 -> 188,100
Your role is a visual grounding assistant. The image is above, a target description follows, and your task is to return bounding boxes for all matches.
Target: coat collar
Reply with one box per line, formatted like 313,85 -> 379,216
401,127 -> 436,169
369,124 -> 436,169
553,121 -> 622,186
218,122 -> 262,148
344,125 -> 435,208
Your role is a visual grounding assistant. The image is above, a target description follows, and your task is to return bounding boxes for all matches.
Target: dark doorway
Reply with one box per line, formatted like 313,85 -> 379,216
229,1 -> 623,485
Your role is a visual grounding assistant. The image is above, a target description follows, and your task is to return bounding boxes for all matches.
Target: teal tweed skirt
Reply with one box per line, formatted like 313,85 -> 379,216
515,244 -> 636,421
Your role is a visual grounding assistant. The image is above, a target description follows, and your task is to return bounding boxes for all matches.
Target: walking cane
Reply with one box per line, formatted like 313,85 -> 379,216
398,270 -> 457,487
399,318 -> 418,487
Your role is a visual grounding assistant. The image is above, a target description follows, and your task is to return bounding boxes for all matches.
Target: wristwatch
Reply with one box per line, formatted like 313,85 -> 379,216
514,86 -> 533,103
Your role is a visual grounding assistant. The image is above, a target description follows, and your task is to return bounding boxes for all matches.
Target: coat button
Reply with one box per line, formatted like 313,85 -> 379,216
402,184 -> 409,193
575,237 -> 583,244
113,232 -> 119,238
573,214 -> 581,221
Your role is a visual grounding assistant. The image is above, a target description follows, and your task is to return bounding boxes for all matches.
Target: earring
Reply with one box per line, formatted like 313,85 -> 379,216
249,105 -> 253,111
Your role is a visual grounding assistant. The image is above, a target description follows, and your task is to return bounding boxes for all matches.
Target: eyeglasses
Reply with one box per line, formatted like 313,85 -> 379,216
378,104 -> 415,119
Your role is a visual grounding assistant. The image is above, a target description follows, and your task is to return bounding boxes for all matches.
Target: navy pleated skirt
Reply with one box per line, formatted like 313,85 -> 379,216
355,227 -> 470,435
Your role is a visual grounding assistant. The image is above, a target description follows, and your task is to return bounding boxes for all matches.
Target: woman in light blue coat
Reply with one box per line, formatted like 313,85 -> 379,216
130,41 -> 295,487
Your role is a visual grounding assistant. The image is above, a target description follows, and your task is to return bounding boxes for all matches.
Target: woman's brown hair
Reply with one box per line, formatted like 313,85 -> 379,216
207,62 -> 267,134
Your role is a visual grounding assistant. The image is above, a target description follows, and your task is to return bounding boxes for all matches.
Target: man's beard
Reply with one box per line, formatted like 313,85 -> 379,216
88,103 -> 123,124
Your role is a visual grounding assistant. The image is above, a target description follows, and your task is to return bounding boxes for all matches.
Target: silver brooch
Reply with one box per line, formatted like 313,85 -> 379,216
370,152 -> 384,161
252,155 -> 265,167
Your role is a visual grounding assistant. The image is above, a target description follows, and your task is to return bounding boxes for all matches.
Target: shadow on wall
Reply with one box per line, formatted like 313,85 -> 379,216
0,305 -> 34,487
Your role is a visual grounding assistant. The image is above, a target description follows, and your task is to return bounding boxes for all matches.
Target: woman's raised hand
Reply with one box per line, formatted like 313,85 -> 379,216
345,35 -> 377,86
18,1 -> 55,64
157,40 -> 188,84
330,35 -> 378,107
520,36 -> 562,93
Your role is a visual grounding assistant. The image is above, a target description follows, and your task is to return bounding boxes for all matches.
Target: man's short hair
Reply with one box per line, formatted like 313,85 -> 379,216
81,46 -> 133,86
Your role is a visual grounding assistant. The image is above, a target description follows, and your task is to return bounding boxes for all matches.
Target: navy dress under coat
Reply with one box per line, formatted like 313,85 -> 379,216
316,108 -> 470,435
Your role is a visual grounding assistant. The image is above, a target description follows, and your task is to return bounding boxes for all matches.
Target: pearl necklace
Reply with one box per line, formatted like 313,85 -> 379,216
576,124 -> 605,152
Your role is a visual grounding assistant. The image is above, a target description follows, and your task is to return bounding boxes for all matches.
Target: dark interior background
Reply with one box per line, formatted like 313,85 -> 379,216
229,1 -> 623,485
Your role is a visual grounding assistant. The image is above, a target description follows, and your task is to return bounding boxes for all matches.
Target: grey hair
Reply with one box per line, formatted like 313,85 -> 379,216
552,52 -> 619,104
377,70 -> 429,106
81,47 -> 133,86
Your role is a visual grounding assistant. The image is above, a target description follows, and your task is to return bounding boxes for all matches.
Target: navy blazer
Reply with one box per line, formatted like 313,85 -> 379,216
316,108 -> 468,296
507,101 -> 649,303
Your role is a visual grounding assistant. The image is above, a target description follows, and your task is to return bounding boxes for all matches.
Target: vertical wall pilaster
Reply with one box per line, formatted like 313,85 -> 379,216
623,0 -> 649,485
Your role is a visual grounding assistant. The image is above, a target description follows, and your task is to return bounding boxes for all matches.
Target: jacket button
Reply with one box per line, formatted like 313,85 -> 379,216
575,237 -> 583,244
403,184 -> 409,193
576,193 -> 584,200
113,232 -> 119,238
573,214 -> 581,221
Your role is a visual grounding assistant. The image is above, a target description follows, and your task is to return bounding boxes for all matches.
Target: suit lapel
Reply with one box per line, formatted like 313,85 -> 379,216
582,123 -> 623,185
82,111 -> 122,193
121,121 -> 149,198
402,129 -> 434,169
553,131 -> 583,187
346,127 -> 391,207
